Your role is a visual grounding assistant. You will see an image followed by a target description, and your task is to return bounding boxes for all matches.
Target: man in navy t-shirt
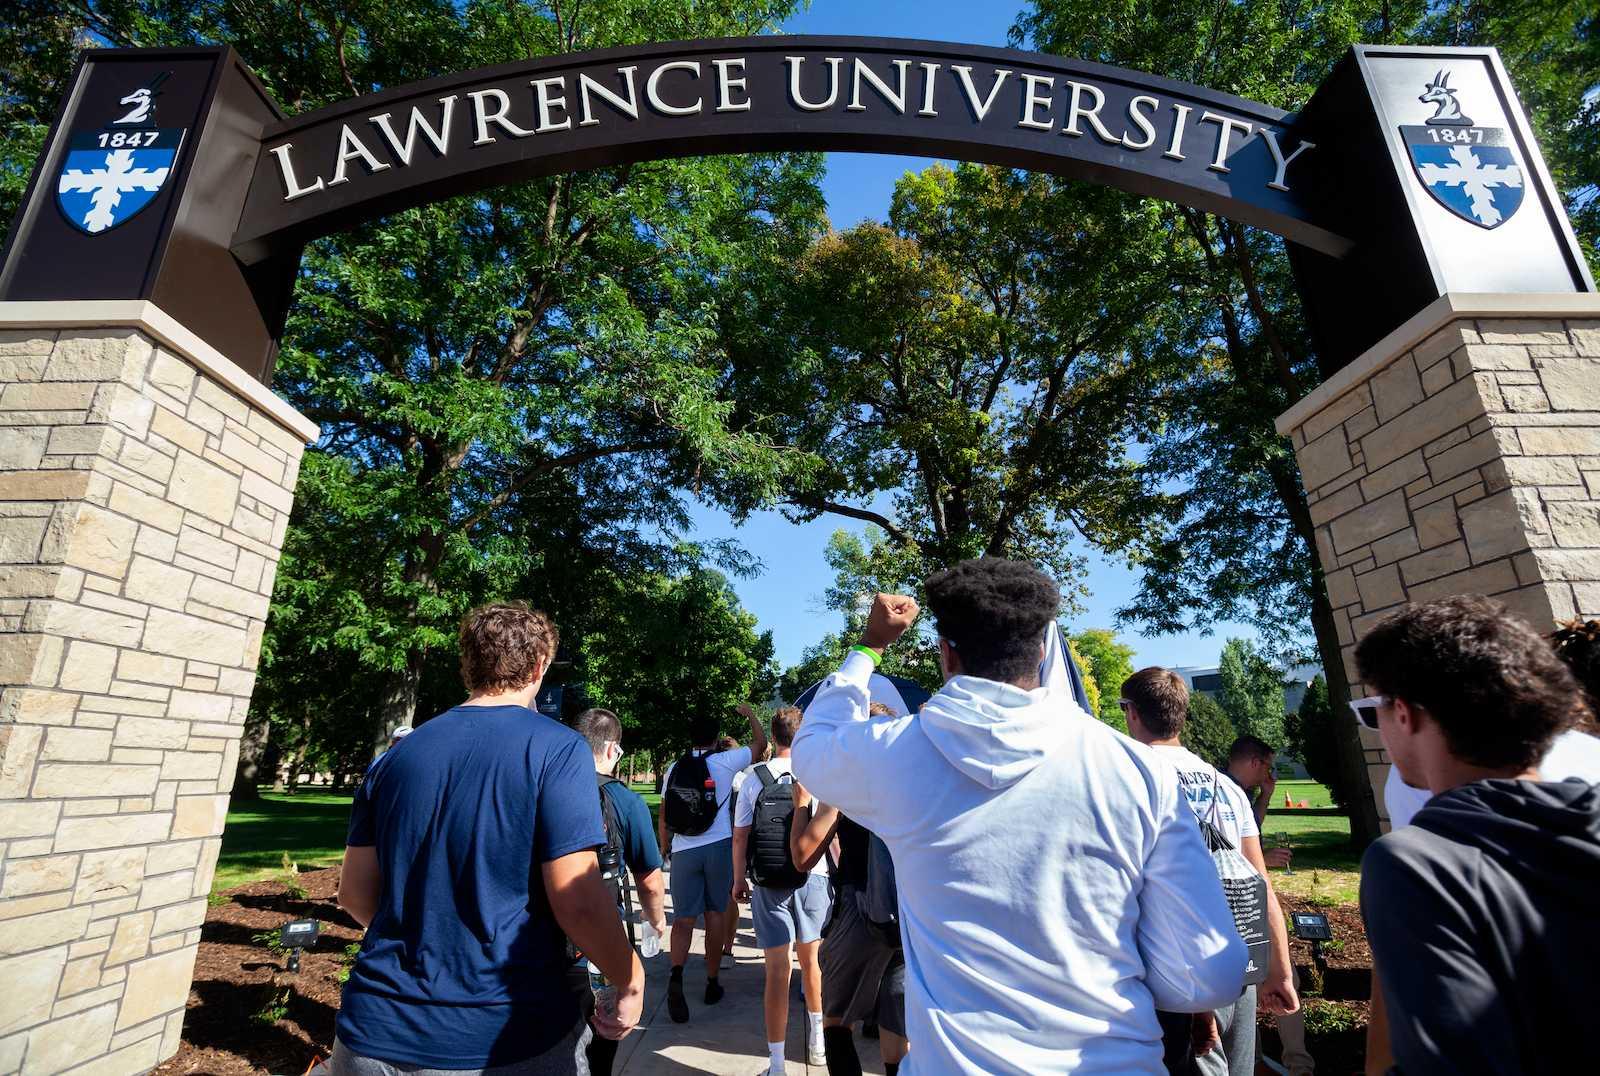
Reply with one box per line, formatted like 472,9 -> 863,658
331,603 -> 644,1074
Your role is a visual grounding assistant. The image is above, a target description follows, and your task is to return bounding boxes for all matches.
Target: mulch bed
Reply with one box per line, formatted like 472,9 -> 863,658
159,870 -> 1377,1074
154,868 -> 353,1076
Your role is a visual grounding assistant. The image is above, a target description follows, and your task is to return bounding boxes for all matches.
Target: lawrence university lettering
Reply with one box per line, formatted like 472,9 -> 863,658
234,42 -> 1338,260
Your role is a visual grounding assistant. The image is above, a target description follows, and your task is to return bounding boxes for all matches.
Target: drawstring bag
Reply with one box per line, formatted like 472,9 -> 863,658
1199,774 -> 1270,986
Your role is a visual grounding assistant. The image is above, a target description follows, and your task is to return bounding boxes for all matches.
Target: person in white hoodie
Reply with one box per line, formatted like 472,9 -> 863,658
790,558 -> 1247,1075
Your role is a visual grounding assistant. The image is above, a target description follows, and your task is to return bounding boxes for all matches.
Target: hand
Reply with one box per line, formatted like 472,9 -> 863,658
1263,846 -> 1293,870
649,916 -> 667,939
732,877 -> 751,904
861,592 -> 919,650
1262,771 -> 1278,799
791,780 -> 810,808
1258,971 -> 1300,1015
1191,1012 -> 1220,1056
736,702 -> 759,721
592,961 -> 644,1039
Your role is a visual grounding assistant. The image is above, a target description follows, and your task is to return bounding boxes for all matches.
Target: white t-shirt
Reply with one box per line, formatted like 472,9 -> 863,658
732,756 -> 827,876
1151,744 -> 1261,849
1384,727 -> 1600,829
663,746 -> 752,852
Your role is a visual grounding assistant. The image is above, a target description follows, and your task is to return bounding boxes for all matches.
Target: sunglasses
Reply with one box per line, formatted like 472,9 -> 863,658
1347,696 -> 1389,731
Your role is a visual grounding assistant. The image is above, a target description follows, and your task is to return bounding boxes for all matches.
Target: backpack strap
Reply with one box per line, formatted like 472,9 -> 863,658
755,763 -> 776,789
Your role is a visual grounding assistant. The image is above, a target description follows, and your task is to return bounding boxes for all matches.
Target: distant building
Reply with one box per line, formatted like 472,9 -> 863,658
1174,662 -> 1322,713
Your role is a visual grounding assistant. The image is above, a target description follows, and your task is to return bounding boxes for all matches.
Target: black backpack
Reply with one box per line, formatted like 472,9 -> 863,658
859,831 -> 902,947
570,774 -> 632,962
747,764 -> 808,890
663,751 -> 721,836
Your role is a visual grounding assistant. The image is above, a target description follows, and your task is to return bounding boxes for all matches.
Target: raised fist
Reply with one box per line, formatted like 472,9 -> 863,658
862,592 -> 919,650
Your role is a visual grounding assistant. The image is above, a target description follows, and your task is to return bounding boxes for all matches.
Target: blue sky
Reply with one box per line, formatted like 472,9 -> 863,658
684,0 -> 1261,671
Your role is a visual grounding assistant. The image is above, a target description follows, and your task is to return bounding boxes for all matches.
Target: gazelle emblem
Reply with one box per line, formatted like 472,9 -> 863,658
1419,70 -> 1473,127
112,72 -> 169,126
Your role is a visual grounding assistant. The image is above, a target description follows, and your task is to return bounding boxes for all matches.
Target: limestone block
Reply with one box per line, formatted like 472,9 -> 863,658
73,848 -> 147,905
1575,580 -> 1600,617
1406,558 -> 1520,604
166,450 -> 240,526
36,599 -> 144,648
0,905 -> 92,955
22,1000 -> 116,1075
1330,489 -> 1409,554
0,427 -> 49,471
1532,548 -> 1600,581
1355,564 -> 1405,611
32,763 -> 158,799
115,945 -> 197,1031
0,800 -> 60,841
240,469 -> 295,514
1372,356 -> 1424,422
64,1032 -> 163,1075
159,752 -> 221,782
171,794 -> 228,840
0,470 -> 92,503
108,481 -> 184,535
1501,384 -> 1550,413
87,385 -> 154,441
104,910 -> 153,968
219,430 -> 284,484
1413,323 -> 1479,369
59,954 -> 104,996
1536,357 -> 1600,411
151,898 -> 206,937
1359,376 -> 1486,472
1548,501 -> 1600,548
194,837 -> 221,896
1399,540 -> 1472,586
230,505 -> 274,544
1520,427 -> 1600,456
1321,567 -> 1359,609
0,854 -> 78,898
40,727 -> 113,763
53,812 -> 171,854
1420,357 -> 1455,396
136,869 -> 194,911
0,724 -> 47,800
1461,488 -> 1552,562
0,946 -> 68,1034
186,574 -> 270,620
123,555 -> 194,612
114,650 -> 185,688
142,608 -> 246,666
113,716 -> 189,750
148,405 -> 206,456
0,514 -> 49,562
1357,450 -> 1426,501
57,641 -> 118,695
1369,528 -> 1422,567
175,526 -> 237,571
1570,321 -> 1600,355
1309,482 -> 1364,528
117,438 -> 175,486
0,891 -> 73,919
43,331 -> 150,385
2,382 -> 98,412
144,842 -> 200,877
1456,343 -> 1532,373
1426,429 -> 1505,485
146,350 -> 196,399
1297,428 -> 1352,490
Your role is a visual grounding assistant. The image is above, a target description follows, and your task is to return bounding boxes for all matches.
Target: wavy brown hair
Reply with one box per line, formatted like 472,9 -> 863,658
458,601 -> 558,694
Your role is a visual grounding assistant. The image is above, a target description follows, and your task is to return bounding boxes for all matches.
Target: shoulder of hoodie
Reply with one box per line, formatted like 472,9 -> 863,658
1079,717 -> 1187,808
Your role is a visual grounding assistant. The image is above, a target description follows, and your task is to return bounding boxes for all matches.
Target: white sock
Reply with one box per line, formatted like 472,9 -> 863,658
807,1011 -> 823,1037
768,1041 -> 785,1072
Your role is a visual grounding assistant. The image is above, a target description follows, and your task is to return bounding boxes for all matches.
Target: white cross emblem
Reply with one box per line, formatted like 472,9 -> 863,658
1415,144 -> 1523,227
57,149 -> 170,233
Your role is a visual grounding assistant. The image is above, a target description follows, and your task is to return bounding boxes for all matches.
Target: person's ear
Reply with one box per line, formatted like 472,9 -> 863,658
939,637 -> 961,679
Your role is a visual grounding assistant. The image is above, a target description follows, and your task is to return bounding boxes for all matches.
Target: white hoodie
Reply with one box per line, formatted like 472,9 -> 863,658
791,651 -> 1247,1075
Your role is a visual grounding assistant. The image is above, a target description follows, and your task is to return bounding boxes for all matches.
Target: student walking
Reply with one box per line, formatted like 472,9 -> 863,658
792,559 -> 1246,1074
1120,669 -> 1298,1076
569,708 -> 667,1076
657,704 -> 768,1023
731,707 -> 831,1075
332,602 -> 643,1074
1356,595 -> 1600,1075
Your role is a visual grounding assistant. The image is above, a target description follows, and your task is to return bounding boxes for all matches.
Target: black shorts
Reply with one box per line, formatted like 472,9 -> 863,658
819,884 -> 906,1037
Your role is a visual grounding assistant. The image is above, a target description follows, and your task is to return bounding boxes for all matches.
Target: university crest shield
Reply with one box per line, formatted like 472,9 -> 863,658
56,75 -> 186,235
1400,70 -> 1523,230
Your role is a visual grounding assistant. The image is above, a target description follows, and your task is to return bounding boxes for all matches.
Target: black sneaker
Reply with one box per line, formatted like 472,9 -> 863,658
704,977 -> 725,1005
667,974 -> 689,1023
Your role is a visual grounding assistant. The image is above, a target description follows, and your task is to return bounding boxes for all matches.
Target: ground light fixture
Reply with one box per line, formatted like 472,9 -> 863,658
279,918 -> 320,973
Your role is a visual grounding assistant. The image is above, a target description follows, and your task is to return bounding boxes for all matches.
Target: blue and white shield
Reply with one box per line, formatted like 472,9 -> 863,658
56,128 -> 184,235
1401,125 -> 1524,229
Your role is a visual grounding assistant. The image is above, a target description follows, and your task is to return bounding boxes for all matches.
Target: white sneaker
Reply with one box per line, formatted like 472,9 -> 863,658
807,1030 -> 825,1066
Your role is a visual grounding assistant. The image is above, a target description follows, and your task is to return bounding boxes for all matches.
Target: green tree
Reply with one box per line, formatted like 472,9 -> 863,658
580,568 -> 776,772
1218,638 -> 1287,749
1182,692 -> 1235,771
1071,628 -> 1136,732
1284,675 -> 1351,807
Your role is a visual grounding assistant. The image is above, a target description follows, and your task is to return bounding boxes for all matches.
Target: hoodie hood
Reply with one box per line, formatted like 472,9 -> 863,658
917,675 -> 1084,789
1419,778 -> 1600,879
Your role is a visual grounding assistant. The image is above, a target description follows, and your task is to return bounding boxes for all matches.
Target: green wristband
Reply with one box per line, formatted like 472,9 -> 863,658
849,644 -> 882,667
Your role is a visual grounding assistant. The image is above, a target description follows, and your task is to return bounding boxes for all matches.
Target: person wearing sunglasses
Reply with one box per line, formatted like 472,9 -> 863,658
1354,595 -> 1600,1076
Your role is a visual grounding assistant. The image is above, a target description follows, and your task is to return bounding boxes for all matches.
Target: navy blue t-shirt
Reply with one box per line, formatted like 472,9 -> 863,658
337,704 -> 606,1067
602,780 -> 663,881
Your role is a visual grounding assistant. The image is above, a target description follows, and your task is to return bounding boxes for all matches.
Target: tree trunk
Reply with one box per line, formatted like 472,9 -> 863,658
373,654 -> 424,760
1309,583 -> 1382,849
232,715 -> 274,801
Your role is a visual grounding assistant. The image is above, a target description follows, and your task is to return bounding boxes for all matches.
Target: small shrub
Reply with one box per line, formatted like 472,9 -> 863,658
1301,998 -> 1363,1037
253,986 -> 291,1026
251,929 -> 287,953
336,942 -> 362,984
281,852 -> 307,900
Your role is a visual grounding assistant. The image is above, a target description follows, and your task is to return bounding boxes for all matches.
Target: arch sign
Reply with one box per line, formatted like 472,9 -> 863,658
0,37 -> 1591,381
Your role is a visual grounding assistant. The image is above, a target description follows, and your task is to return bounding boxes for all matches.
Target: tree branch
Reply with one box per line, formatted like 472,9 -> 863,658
787,498 -> 913,546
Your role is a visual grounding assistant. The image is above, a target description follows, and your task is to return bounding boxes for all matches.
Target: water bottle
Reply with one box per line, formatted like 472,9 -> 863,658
587,959 -> 616,1016
638,919 -> 662,959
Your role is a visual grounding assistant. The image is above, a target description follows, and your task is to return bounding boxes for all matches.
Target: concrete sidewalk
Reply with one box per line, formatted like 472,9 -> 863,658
611,870 -> 889,1075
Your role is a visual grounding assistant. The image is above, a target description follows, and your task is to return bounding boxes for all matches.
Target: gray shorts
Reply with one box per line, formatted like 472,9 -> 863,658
819,884 -> 906,1037
669,837 -> 733,919
323,1024 -> 591,1075
752,873 -> 832,948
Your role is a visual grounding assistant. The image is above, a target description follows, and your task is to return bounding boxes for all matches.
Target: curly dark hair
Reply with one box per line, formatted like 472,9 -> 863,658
925,557 -> 1060,685
458,602 -> 559,694
1354,595 -> 1591,771
1551,619 -> 1600,728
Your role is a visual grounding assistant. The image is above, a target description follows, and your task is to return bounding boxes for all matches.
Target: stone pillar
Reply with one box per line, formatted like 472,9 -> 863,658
1278,294 -> 1600,829
0,302 -> 315,1075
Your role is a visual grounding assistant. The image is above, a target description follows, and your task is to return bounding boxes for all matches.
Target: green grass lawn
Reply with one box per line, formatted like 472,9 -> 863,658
215,791 -> 354,893
1261,781 -> 1361,905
